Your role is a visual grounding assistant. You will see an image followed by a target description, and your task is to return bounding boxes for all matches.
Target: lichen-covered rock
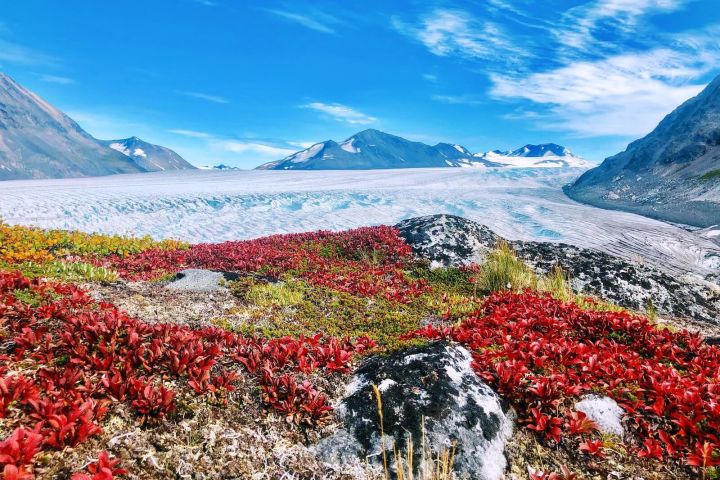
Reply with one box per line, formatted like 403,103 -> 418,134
315,341 -> 513,480
396,214 -> 720,324
575,395 -> 625,437
395,214 -> 499,268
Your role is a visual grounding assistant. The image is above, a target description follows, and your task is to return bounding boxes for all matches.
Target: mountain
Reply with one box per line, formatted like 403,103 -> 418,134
198,164 -> 242,171
0,73 -> 194,180
0,73 -> 144,180
565,73 -> 720,227
256,129 -> 504,170
101,137 -> 195,172
475,143 -> 591,168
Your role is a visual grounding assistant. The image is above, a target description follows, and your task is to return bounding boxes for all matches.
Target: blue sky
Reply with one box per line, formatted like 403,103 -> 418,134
1,0 -> 719,168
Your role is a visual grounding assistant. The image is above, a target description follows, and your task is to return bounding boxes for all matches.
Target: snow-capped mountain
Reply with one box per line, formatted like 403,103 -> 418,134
0,73 -> 194,180
257,129 -> 519,170
257,129 -> 500,170
198,164 -> 242,171
475,143 -> 591,168
101,137 -> 195,172
0,73 -> 144,180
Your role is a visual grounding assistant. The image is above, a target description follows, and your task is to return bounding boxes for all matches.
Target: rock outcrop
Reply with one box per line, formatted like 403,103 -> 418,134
396,214 -> 720,324
315,342 -> 513,480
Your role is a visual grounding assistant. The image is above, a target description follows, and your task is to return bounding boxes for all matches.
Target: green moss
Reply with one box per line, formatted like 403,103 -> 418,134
228,275 -> 438,350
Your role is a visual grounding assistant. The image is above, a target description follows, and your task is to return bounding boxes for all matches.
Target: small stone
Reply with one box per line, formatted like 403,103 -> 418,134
575,395 -> 625,437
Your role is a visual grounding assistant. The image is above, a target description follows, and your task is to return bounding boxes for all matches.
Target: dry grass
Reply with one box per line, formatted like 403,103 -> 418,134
372,385 -> 457,480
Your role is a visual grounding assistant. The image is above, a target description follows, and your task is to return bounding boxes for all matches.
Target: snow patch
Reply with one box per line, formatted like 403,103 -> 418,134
340,137 -> 360,154
108,142 -> 130,156
133,148 -> 147,158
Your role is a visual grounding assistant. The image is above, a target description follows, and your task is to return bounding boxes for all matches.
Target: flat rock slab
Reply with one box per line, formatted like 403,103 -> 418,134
315,341 -> 513,480
166,269 -> 228,292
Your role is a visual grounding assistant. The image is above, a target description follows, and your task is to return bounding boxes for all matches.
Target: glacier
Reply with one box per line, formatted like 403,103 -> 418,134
0,168 -> 718,279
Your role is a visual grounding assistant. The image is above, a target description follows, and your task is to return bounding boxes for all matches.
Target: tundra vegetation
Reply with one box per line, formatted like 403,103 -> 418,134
0,219 -> 718,479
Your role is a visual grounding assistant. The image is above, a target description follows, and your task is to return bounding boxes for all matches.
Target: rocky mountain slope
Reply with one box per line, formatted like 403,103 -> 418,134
565,73 -> 720,227
0,73 -> 194,180
256,129 -> 586,170
101,137 -> 195,172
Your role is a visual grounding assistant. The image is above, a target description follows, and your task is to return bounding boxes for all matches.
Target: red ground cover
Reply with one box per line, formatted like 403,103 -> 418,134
407,290 -> 720,469
0,272 -> 373,478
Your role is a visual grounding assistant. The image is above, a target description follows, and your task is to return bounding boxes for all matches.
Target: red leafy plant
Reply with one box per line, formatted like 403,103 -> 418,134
407,290 -> 720,472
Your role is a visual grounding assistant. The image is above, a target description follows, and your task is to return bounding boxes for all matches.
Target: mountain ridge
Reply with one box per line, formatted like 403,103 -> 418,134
257,129 -> 586,170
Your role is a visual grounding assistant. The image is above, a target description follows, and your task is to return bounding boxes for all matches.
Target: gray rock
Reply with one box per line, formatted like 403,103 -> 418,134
395,214 -> 499,268
575,395 -> 625,437
315,341 -> 513,480
166,269 -> 226,292
396,214 -> 720,324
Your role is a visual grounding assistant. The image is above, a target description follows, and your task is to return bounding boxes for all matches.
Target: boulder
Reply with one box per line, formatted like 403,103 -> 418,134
315,341 -> 513,480
395,214 -> 499,268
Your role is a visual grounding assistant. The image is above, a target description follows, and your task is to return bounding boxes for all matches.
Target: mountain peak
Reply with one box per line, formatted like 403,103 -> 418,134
101,137 -> 195,172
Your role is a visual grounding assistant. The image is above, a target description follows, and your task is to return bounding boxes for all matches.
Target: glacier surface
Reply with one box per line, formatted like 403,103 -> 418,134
0,168 -> 718,279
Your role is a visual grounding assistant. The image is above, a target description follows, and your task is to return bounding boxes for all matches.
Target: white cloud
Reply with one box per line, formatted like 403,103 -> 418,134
392,9 -> 529,64
176,90 -> 229,104
301,102 -> 377,125
217,140 -> 296,157
432,94 -> 484,105
490,44 -> 717,136
266,9 -> 341,34
558,0 -> 689,55
168,129 -> 213,138
423,73 -> 438,82
288,141 -> 316,149
40,74 -> 74,85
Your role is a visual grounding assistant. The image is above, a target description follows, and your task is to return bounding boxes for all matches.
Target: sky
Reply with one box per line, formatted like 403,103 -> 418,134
1,0 -> 719,168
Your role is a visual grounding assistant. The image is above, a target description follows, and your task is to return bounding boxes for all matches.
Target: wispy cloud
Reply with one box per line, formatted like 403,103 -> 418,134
216,140 -> 296,157
265,9 -> 342,34
168,129 -> 213,138
191,0 -> 217,6
432,94 -> 484,105
0,39 -> 58,66
392,9 -> 530,65
288,141 -> 316,149
490,36 -> 719,136
175,90 -> 230,104
557,0 -> 689,57
40,74 -> 74,85
301,102 -> 377,125
422,73 -> 438,82
169,129 -> 301,159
